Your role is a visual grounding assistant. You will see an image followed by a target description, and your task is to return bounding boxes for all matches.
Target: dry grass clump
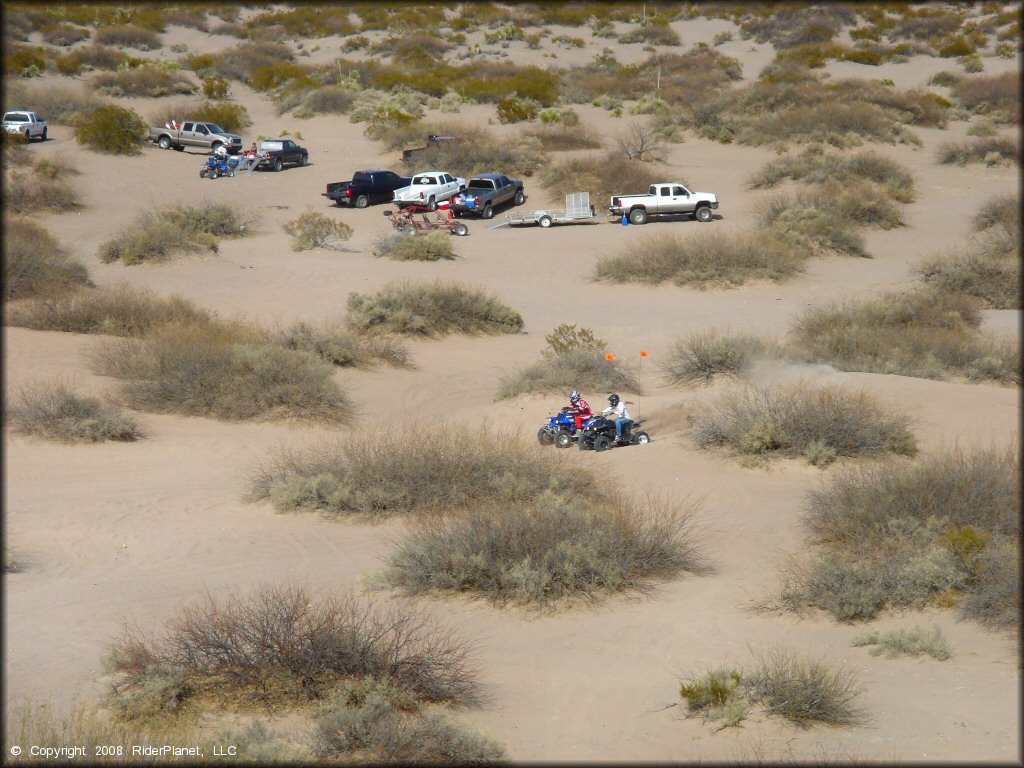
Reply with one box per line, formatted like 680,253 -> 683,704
194,41 -> 294,83
595,230 -> 806,288
381,492 -> 709,609
693,383 -> 917,467
5,284 -> 212,336
75,104 -> 147,154
99,203 -> 250,265
619,22 -> 681,46
91,66 -> 195,98
4,82 -> 107,125
786,287 -> 1019,383
284,211 -> 353,251
248,425 -> 594,520
539,151 -> 665,207
274,319 -> 409,369
679,647 -> 866,730
104,585 -> 481,713
90,321 -> 349,423
4,169 -> 81,215
748,146 -> 915,203
94,24 -> 161,50
937,136 -> 1019,166
346,280 -> 523,337
3,217 -> 90,301
276,85 -> 356,119
391,121 -> 543,179
524,123 -> 602,151
852,625 -> 952,661
8,381 -> 142,443
777,445 -> 1019,626
661,330 -> 771,387
950,71 -> 1019,123
373,231 -> 456,262
497,323 -> 641,399
40,22 -> 90,46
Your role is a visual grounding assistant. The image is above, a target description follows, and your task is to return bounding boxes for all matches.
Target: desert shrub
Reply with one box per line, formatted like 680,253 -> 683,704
619,22 -> 681,46
315,694 -> 504,763
285,85 -> 356,118
381,491 -> 709,609
94,24 -> 161,50
951,71 -> 1019,122
41,22 -> 90,46
283,211 -> 353,251
742,647 -> 866,728
205,41 -> 294,82
661,330 -> 770,387
736,100 -> 917,148
4,44 -> 47,76
154,100 -> 252,133
242,6 -> 356,38
5,170 -> 81,214
1,131 -> 30,164
373,231 -> 455,262
90,321 -> 348,423
346,281 -> 522,337
851,625 -> 951,660
693,382 -> 917,465
209,722 -> 313,763
105,586 -> 481,710
616,120 -> 666,161
399,125 -> 541,179
539,152 -> 667,212
92,66 -> 196,98
748,147 -> 915,203
248,424 -> 596,520
8,381 -> 142,443
99,203 -> 249,265
248,62 -> 313,93
3,217 -> 90,301
201,75 -> 230,100
68,43 -> 126,72
274,320 -> 408,369
5,284 -> 212,336
595,230 -> 806,288
973,193 -> 1019,237
524,123 -> 602,151
786,287 -> 1018,383
9,83 -> 104,126
937,136 -> 1019,166
496,95 -> 540,124
679,667 -> 747,728
916,227 -> 1020,309
75,104 -> 147,155
959,536 -> 1020,631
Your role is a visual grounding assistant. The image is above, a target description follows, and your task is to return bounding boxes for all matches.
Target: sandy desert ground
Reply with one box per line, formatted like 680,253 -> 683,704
3,5 -> 1021,763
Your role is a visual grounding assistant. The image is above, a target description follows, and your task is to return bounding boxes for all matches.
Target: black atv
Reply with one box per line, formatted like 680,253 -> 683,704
576,415 -> 650,451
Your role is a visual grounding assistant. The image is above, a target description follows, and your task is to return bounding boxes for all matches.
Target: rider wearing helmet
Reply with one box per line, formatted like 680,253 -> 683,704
566,389 -> 592,432
601,393 -> 631,441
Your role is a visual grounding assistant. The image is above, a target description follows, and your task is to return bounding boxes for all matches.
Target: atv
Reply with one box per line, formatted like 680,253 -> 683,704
576,415 -> 650,451
537,407 -> 579,448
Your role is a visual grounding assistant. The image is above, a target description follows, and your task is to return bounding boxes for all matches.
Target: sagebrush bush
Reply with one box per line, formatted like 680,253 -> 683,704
41,22 -> 90,46
99,204 -> 250,265
693,382 -> 917,465
92,67 -> 196,98
3,217 -> 90,301
382,491 -> 710,608
274,319 -> 408,368
89,321 -> 349,423
951,71 -> 1019,122
94,24 -> 161,50
937,136 -> 1019,166
786,287 -> 1019,383
248,424 -> 596,520
5,284 -> 213,336
8,381 -> 142,443
498,349 -> 641,400
748,146 -> 915,203
105,586 -> 481,711
852,625 -> 952,660
5,170 -> 81,214
661,330 -> 771,387
75,104 -> 147,155
595,230 -> 806,288
3,82 -> 106,125
373,231 -> 456,262
284,211 -> 353,251
385,120 -> 542,179
916,241 -> 1020,309
346,281 -> 523,337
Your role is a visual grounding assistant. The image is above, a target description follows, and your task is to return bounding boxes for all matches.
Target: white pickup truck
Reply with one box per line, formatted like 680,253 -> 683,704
609,183 -> 719,224
393,171 -> 466,211
3,110 -> 47,141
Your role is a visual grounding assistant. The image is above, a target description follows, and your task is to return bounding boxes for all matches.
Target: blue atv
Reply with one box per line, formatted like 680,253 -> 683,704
200,155 -> 236,179
577,415 -> 649,451
537,407 -> 579,448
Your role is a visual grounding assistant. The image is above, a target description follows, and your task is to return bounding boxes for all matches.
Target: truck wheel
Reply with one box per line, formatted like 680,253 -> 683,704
538,215 -> 552,228
482,203 -> 493,220
695,206 -> 713,222
273,157 -> 283,172
355,194 -> 369,209
454,222 -> 469,237
629,208 -> 648,225
514,189 -> 525,206
41,127 -> 47,141
426,196 -> 437,211
158,135 -> 172,150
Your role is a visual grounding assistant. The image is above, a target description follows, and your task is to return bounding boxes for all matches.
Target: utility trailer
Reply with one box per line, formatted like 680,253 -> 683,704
487,192 -> 600,229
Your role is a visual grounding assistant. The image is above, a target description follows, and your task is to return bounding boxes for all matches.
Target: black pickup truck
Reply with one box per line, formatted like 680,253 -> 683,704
252,139 -> 308,171
449,173 -> 525,219
323,169 -> 413,208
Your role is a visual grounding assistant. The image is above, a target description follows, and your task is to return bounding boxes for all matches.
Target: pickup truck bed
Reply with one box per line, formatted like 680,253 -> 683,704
450,173 -> 525,220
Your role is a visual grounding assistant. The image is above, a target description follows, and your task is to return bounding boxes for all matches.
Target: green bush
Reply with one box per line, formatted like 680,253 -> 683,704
75,104 -> 147,155
99,203 -> 250,265
373,231 -> 455,262
248,424 -> 596,520
595,230 -> 806,287
382,492 -> 710,609
4,44 -> 47,76
679,667 -> 746,728
852,625 -> 952,660
693,382 -> 917,465
661,330 -> 770,386
201,75 -> 230,100
283,211 -> 353,251
3,217 -> 90,301
155,100 -> 252,133
346,280 -> 523,337
496,95 -> 540,124
8,381 -> 142,443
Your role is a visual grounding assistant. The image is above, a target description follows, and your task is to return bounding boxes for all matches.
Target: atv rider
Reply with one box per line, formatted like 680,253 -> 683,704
566,389 -> 592,432
602,393 -> 631,441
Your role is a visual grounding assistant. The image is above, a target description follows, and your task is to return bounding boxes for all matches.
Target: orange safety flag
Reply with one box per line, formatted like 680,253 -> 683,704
639,350 -> 650,357
605,353 -> 617,361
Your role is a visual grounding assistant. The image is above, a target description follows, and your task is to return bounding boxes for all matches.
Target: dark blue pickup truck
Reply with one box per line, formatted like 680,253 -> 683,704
323,169 -> 413,208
